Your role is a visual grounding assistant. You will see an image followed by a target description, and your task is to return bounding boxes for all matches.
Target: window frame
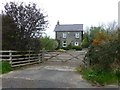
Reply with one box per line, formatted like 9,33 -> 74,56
75,32 -> 80,38
74,42 -> 79,46
63,33 -> 67,38
62,41 -> 67,47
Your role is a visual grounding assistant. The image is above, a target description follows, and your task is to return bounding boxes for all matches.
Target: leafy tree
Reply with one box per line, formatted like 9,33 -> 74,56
3,2 -> 48,51
89,26 -> 105,40
81,31 -> 90,48
92,32 -> 106,46
81,37 -> 89,48
2,14 -> 18,50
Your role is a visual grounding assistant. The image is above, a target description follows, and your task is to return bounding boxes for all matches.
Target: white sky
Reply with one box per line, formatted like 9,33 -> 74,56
0,0 -> 119,38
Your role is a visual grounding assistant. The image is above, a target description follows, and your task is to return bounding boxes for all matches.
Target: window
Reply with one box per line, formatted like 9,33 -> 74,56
63,33 -> 67,38
62,41 -> 67,47
74,42 -> 79,46
75,33 -> 79,38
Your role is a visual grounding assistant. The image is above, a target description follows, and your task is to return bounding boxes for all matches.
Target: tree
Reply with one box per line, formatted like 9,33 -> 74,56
106,21 -> 118,33
81,31 -> 90,48
3,2 -> 48,51
40,36 -> 58,51
2,14 -> 18,50
89,26 -> 105,40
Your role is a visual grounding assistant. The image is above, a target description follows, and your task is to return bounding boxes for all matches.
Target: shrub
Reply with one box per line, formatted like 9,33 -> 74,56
61,45 -> 82,51
72,46 -> 82,50
80,26 -> 119,86
67,43 -> 72,50
83,30 -> 119,71
61,47 -> 69,50
40,36 -> 58,51
81,37 -> 89,48
79,68 -> 117,85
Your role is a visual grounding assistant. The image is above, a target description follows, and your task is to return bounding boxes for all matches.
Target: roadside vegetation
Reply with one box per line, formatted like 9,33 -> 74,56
61,45 -> 82,51
40,36 -> 58,51
0,61 -> 12,74
77,22 -> 120,86
80,68 -> 117,86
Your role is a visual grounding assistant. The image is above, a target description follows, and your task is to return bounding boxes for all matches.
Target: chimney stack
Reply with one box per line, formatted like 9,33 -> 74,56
57,20 -> 60,25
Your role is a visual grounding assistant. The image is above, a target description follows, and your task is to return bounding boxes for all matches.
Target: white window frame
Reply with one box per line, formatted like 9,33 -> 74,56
74,42 -> 79,46
75,33 -> 79,38
62,41 -> 67,47
63,33 -> 67,38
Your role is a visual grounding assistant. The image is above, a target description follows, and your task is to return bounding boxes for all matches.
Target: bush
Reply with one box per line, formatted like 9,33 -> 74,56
67,43 -> 72,50
83,36 -> 120,71
81,37 -> 89,48
72,46 -> 82,50
0,61 -> 12,74
61,47 -> 69,50
40,36 -> 58,51
80,26 -> 120,86
61,45 -> 82,51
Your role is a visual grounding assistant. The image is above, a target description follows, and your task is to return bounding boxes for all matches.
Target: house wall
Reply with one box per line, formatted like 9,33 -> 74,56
56,31 -> 83,48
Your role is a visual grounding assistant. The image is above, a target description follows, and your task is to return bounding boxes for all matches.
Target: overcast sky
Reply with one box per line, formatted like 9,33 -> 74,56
0,0 -> 119,38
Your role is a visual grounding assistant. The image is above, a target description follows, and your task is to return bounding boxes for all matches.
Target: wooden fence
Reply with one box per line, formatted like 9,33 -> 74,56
0,50 -> 43,68
0,49 -> 88,68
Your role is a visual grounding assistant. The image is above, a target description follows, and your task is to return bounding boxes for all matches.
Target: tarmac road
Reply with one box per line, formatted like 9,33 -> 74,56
2,65 -> 94,88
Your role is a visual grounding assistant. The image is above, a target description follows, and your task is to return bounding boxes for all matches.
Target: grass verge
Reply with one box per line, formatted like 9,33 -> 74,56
76,66 -> 118,86
0,61 -> 12,74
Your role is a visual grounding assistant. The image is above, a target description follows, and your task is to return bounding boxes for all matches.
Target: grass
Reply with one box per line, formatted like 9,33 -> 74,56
0,61 -> 12,74
76,67 -> 118,86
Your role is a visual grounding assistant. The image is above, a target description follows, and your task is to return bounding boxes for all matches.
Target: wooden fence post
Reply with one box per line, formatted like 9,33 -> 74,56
41,50 -> 44,63
38,53 -> 41,63
9,50 -> 12,66
29,50 -> 30,64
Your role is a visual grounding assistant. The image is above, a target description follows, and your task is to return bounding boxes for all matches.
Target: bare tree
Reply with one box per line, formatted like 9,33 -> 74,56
106,21 -> 118,33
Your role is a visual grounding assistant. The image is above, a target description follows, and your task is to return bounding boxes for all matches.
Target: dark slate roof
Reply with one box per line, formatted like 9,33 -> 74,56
54,24 -> 83,32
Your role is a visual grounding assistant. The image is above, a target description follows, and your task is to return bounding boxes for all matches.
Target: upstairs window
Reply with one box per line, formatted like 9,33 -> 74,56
63,33 -> 67,38
75,33 -> 79,38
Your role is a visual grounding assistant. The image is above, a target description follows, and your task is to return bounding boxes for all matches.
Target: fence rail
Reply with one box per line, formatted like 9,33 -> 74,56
0,50 -> 43,68
0,49 -> 88,68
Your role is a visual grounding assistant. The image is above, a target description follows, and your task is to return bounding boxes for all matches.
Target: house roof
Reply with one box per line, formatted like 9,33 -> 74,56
54,24 -> 83,32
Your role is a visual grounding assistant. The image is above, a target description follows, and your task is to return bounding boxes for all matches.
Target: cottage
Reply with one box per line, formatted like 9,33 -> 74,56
54,21 -> 83,48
